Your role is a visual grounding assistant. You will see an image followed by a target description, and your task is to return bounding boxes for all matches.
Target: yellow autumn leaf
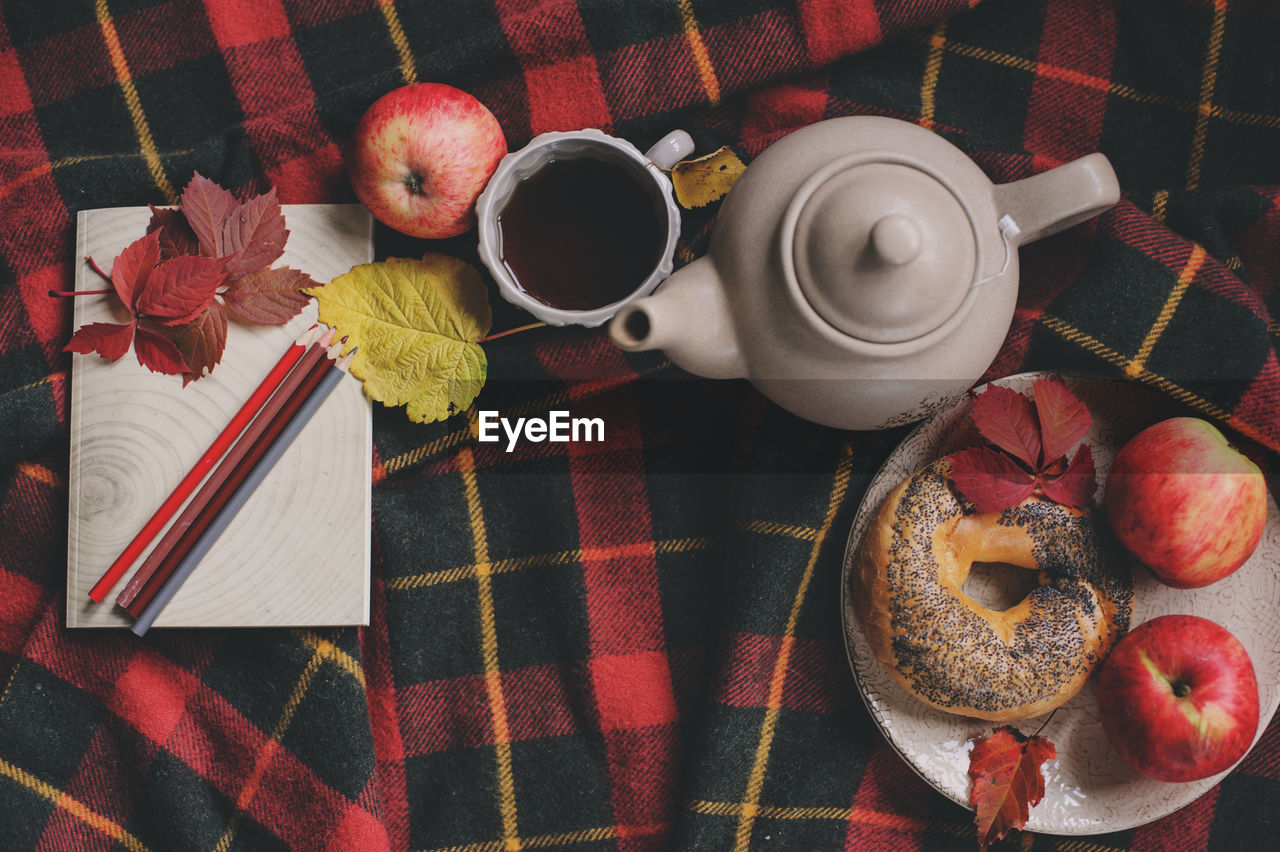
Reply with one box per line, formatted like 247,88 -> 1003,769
307,253 -> 492,424
670,146 -> 747,209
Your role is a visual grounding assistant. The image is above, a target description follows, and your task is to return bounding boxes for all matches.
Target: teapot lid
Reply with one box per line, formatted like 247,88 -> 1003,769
790,161 -> 975,344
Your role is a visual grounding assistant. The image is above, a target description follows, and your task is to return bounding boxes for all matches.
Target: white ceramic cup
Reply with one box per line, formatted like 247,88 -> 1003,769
476,128 -> 694,327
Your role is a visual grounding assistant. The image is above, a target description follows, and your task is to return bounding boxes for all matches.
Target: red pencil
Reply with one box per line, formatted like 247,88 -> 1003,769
130,345 -> 358,634
88,324 -> 319,602
123,337 -> 348,618
115,328 -> 337,610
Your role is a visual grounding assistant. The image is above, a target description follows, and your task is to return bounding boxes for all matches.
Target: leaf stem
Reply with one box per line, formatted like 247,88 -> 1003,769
49,288 -> 112,298
476,321 -> 546,344
1031,708 -> 1058,739
85,255 -> 112,284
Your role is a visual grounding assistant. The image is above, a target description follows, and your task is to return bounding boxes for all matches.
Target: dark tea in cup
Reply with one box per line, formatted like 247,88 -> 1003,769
477,128 -> 692,327
495,155 -> 667,311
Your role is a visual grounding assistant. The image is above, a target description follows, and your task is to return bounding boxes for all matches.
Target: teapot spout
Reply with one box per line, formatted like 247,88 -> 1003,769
609,256 -> 746,380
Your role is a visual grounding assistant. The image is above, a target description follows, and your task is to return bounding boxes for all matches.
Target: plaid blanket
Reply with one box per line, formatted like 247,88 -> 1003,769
2,0 -> 1278,849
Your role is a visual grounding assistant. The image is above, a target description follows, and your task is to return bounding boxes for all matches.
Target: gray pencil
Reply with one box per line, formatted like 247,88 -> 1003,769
132,348 -> 356,636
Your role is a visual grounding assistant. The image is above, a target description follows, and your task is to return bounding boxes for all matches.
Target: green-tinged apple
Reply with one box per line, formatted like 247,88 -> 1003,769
346,83 -> 506,239
1096,615 -> 1259,782
1104,417 -> 1266,588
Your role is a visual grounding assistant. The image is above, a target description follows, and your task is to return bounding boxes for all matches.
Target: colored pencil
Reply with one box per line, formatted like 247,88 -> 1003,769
88,324 -> 318,602
122,334 -> 343,615
131,347 -> 356,635
116,327 -> 336,610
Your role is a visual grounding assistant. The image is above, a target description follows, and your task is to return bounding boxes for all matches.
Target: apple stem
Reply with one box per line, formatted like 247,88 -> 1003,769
477,321 -> 546,344
404,172 -> 425,195
1173,682 -> 1191,698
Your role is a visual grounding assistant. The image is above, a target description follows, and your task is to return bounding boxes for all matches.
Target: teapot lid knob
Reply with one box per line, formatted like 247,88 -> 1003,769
791,162 -> 976,344
870,214 -> 922,266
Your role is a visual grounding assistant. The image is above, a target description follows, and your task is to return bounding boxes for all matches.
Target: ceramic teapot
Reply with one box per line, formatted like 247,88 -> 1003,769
608,116 -> 1119,430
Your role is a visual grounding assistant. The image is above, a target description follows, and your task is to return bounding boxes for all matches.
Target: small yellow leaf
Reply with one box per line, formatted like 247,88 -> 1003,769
670,146 -> 747,209
307,253 -> 492,423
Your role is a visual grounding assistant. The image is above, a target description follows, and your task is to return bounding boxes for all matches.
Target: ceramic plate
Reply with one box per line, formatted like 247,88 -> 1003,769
840,372 -> 1280,835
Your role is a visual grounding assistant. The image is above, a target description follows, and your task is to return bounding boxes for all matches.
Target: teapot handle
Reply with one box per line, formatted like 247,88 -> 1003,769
993,153 -> 1120,246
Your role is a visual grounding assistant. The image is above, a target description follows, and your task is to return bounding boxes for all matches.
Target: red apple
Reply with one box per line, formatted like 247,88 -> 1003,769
1104,417 -> 1267,588
1096,615 -> 1259,782
346,83 -> 506,239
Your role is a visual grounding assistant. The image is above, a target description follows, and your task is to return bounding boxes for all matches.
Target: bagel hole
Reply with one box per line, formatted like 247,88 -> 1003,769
963,562 -> 1045,612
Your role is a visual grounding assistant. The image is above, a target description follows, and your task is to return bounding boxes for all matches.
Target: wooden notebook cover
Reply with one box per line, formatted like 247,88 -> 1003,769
66,204 -> 373,628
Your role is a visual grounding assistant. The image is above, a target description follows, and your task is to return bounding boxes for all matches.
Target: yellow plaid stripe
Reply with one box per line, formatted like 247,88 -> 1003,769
377,0 -> 418,85
56,150 -> 194,169
0,151 -> 194,206
0,756 -> 153,852
292,629 -> 366,688
212,649 -> 327,852
1187,0 -> 1228,190
386,534 -> 759,592
93,0 -> 178,204
1127,244 -> 1207,378
732,445 -> 855,850
1151,189 -> 1170,224
381,427 -> 473,476
695,798 -> 968,837
0,661 -> 22,708
457,443 -> 521,846
694,799 -> 856,821
0,374 -> 57,399
907,32 -> 1280,133
738,519 -> 819,542
677,0 -> 722,104
919,22 -> 948,129
690,799 -> 1130,849
16,462 -> 60,487
1041,313 -> 1275,451
418,822 -> 668,852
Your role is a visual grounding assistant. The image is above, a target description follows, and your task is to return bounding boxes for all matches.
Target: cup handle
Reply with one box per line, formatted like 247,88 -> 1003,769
645,130 -> 696,170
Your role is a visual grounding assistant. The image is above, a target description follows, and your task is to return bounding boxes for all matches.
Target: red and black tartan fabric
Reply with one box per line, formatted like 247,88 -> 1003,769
2,0 -> 1279,850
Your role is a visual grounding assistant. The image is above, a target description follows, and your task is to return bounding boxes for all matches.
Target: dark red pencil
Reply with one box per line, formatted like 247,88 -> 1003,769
116,328 -> 337,611
88,324 -> 317,602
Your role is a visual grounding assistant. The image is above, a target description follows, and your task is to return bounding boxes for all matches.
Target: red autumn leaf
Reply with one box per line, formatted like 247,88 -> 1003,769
1039,444 -> 1097,508
172,301 -> 228,382
948,447 -> 1037,512
220,188 -> 287,280
223,266 -> 316,325
65,322 -> 134,362
969,726 -> 1056,851
110,229 -> 162,310
133,327 -> 190,375
147,205 -> 200,259
67,173 -> 306,382
971,385 -> 1042,468
1033,378 -> 1092,463
134,255 -> 226,326
182,171 -> 238,257
1039,456 -> 1067,478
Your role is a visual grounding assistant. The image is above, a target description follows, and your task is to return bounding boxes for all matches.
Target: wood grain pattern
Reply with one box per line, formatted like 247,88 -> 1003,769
841,372 -> 1280,834
67,205 -> 373,628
